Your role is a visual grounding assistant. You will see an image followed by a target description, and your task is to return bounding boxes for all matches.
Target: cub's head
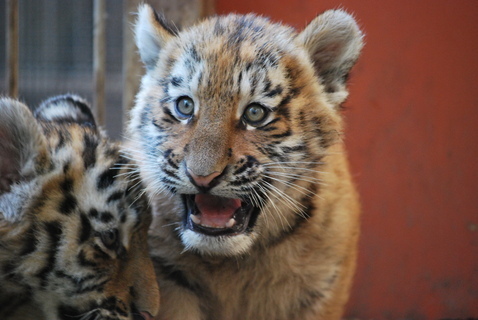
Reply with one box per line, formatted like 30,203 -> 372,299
0,96 -> 159,320
129,5 -> 363,256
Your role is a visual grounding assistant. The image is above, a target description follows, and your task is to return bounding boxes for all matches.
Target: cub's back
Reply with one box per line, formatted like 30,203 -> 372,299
0,95 -> 159,320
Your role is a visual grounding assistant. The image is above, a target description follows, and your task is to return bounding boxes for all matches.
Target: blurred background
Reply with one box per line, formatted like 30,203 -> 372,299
1,0 -> 477,319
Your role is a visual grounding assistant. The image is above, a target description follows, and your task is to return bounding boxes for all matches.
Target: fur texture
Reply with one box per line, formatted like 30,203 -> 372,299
127,5 -> 362,319
0,95 -> 159,320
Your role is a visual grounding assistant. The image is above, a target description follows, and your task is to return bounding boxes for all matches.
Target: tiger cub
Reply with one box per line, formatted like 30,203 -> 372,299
0,95 -> 159,320
127,4 -> 362,320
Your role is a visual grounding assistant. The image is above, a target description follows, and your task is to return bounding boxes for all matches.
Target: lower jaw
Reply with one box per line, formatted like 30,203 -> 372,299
180,228 -> 256,256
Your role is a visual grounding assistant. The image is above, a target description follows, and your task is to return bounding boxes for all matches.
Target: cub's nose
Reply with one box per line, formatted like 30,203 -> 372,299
187,167 -> 222,188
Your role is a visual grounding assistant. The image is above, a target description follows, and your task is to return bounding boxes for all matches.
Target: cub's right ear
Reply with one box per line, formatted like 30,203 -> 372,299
0,98 -> 48,195
135,3 -> 177,70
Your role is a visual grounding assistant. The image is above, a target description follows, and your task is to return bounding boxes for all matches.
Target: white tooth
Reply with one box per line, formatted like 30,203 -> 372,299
226,218 -> 236,228
190,214 -> 201,224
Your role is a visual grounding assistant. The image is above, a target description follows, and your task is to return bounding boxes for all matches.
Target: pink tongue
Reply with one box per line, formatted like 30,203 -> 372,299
195,194 -> 242,227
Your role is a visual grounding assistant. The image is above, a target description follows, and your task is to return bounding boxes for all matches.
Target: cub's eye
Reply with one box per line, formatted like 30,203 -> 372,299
100,229 -> 118,250
175,96 -> 195,119
243,103 -> 268,126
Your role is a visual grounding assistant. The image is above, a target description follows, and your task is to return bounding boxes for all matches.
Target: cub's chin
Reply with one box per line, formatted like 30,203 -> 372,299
180,230 -> 256,256
179,194 -> 261,256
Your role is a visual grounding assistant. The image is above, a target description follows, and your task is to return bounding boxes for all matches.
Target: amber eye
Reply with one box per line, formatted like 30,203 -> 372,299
175,96 -> 195,119
243,103 -> 268,126
100,229 -> 118,250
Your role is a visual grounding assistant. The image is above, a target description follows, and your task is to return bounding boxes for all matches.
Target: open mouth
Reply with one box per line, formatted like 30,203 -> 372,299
182,194 -> 257,236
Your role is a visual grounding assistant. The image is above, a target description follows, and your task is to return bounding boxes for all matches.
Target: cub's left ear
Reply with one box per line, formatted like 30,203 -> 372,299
297,10 -> 364,107
34,94 -> 96,127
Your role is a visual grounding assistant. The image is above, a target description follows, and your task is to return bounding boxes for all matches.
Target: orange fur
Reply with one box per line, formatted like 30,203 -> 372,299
128,5 -> 362,319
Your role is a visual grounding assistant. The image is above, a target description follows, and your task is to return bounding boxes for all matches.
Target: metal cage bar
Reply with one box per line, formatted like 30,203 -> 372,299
6,0 -> 19,98
93,0 -> 106,126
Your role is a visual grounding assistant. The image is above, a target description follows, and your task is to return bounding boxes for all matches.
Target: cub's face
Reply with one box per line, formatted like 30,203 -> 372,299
129,5 -> 363,255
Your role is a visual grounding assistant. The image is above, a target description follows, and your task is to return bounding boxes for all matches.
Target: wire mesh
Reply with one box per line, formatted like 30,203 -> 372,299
0,0 -> 126,138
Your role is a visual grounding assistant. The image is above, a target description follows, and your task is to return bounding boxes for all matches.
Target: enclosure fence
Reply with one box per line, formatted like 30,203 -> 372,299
3,0 -> 213,137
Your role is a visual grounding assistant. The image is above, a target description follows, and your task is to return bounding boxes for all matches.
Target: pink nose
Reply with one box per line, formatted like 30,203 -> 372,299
140,311 -> 154,320
187,168 -> 222,187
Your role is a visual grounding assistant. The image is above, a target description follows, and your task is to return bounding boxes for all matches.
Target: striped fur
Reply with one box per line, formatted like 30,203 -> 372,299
0,96 -> 159,320
127,4 -> 362,320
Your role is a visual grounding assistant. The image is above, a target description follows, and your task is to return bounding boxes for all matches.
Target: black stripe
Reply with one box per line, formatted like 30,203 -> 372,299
277,96 -> 292,119
107,191 -> 123,203
255,143 -> 285,162
62,162 -> 70,174
153,257 -> 198,292
188,45 -> 201,63
167,157 -> 179,170
100,211 -> 114,223
256,117 -> 281,131
89,208 -> 99,219
64,96 -> 96,127
59,193 -> 77,215
171,76 -> 183,87
97,158 -> 122,189
162,118 -> 176,124
83,133 -> 97,169
280,144 -> 307,153
233,156 -> 257,175
162,106 -> 180,123
20,225 -> 37,255
60,177 -> 74,193
55,270 -> 96,285
74,278 -> 109,294
265,85 -> 283,98
164,168 -> 180,180
152,119 -> 166,131
79,213 -> 92,243
55,132 -> 66,151
270,129 -> 292,139
37,221 -> 63,287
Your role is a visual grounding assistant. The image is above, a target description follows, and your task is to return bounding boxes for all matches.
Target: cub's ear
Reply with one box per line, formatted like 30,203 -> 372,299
135,3 -> 177,70
297,10 -> 364,107
0,98 -> 48,195
34,94 -> 96,127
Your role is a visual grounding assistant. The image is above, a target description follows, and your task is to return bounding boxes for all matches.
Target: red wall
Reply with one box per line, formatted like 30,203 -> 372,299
216,1 -> 478,319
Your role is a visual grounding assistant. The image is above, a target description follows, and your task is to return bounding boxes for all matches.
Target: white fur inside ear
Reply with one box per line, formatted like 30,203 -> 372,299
135,4 -> 173,69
